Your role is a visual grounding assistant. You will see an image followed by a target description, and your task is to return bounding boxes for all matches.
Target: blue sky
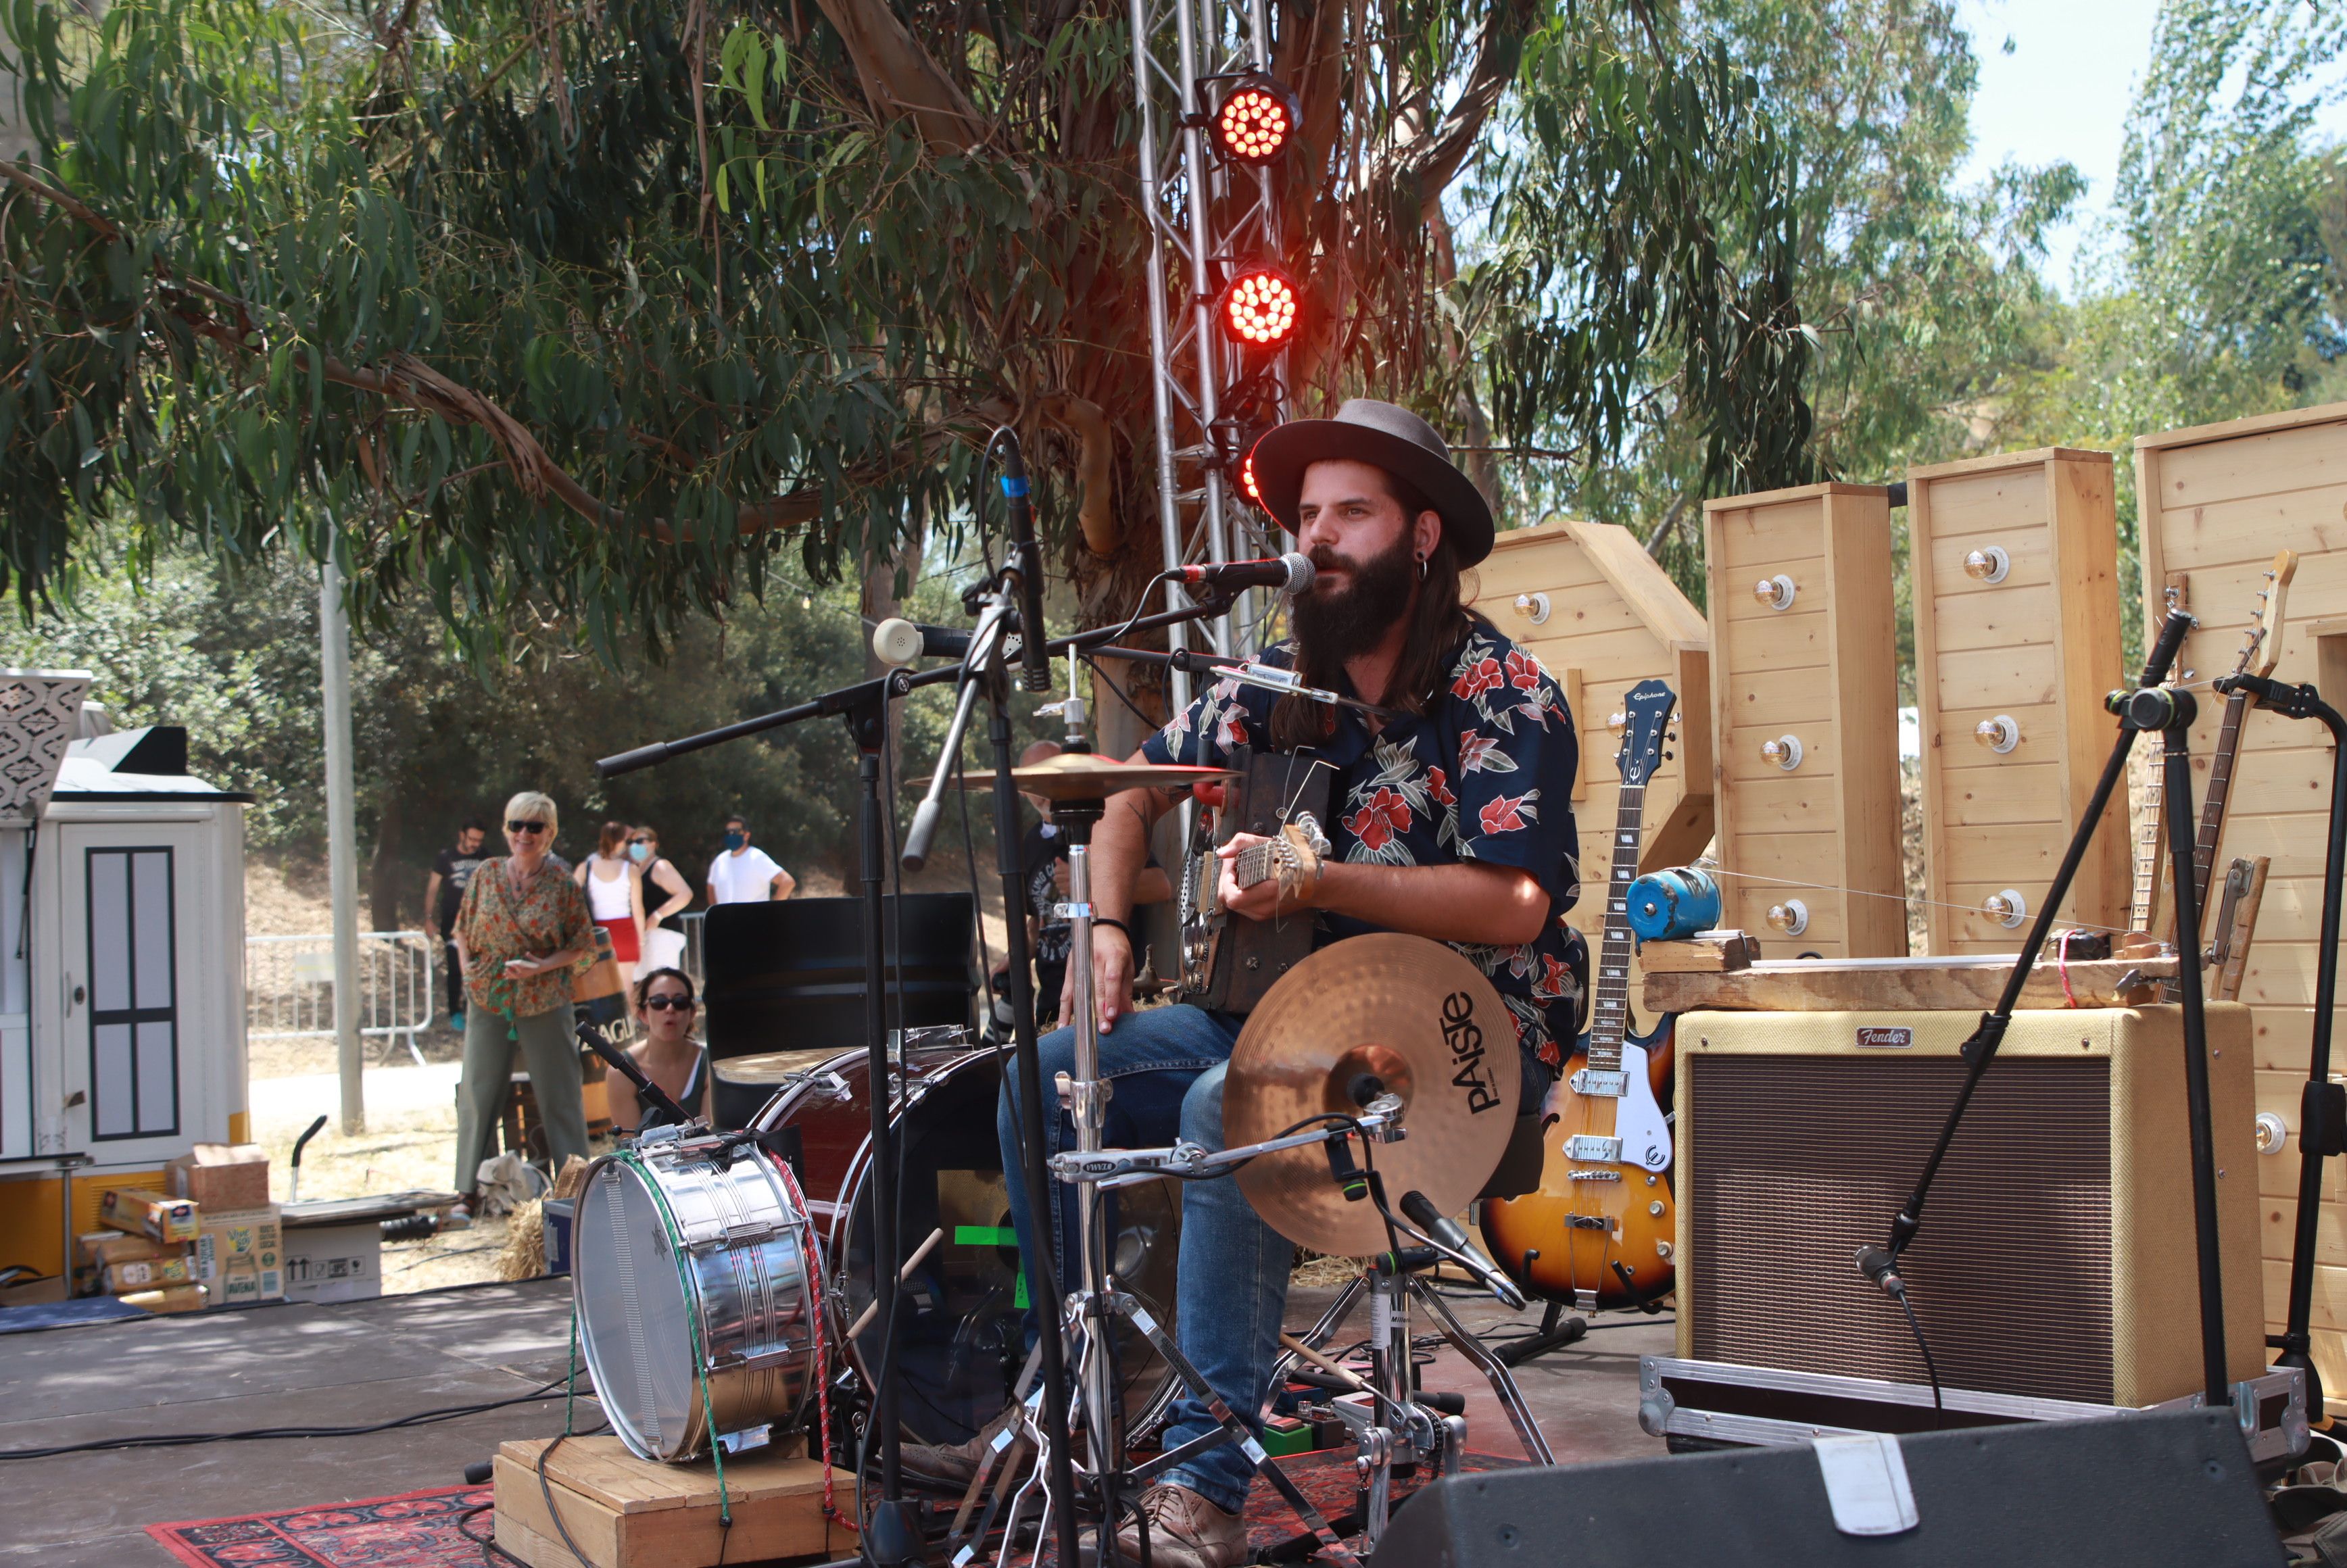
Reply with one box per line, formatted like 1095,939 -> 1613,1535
1958,0 -> 2347,295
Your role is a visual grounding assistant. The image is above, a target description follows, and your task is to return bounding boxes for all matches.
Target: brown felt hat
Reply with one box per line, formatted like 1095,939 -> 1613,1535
1248,399 -> 1496,566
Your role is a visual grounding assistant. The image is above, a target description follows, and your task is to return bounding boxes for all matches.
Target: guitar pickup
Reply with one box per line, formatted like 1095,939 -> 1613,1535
1566,1135 -> 1622,1162
1570,1068 -> 1627,1098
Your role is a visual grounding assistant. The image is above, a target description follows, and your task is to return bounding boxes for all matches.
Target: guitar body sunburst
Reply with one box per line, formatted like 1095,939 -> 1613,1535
1478,675 -> 1683,1313
1482,1022 -> 1676,1308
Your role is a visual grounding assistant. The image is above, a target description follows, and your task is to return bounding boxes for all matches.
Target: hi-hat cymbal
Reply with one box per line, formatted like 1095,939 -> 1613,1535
1227,933 -> 1518,1257
958,752 -> 1237,801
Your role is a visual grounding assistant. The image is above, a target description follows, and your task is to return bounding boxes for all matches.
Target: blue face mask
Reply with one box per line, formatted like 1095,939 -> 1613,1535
723,831 -> 746,852
627,843 -> 650,864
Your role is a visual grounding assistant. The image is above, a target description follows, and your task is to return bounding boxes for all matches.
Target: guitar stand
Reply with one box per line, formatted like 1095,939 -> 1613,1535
1494,1296 -> 1588,1369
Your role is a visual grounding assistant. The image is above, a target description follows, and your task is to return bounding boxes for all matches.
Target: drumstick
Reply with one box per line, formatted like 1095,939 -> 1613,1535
848,1227 -> 946,1338
1280,1332 -> 1368,1393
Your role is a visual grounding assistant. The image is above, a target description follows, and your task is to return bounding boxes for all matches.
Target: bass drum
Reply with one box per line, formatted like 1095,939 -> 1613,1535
741,1039 -> 1182,1446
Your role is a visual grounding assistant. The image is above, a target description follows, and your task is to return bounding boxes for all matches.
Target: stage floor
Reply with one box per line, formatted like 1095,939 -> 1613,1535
0,1276 -> 1672,1565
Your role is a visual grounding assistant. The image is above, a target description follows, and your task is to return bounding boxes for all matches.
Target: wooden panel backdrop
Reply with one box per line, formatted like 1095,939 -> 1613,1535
1909,447 -> 2127,953
2135,401 -> 2347,1392
1468,518 -> 1712,991
1702,483 -> 1906,958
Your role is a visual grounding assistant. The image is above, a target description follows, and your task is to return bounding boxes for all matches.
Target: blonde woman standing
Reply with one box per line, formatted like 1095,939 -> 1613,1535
449,791 -> 598,1217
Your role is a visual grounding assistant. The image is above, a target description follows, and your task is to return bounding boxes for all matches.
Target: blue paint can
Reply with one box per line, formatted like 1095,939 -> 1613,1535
1624,866 -> 1721,944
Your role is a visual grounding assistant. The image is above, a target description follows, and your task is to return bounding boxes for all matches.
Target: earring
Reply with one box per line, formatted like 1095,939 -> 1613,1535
1418,556 -> 1429,581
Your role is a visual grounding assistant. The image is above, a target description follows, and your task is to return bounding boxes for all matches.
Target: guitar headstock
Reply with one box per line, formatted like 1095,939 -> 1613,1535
1272,812 -> 1329,898
1615,679 -> 1677,788
2234,549 -> 2298,680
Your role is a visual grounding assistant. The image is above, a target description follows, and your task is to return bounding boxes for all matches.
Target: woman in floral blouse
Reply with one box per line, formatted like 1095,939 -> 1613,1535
448,791 -> 598,1213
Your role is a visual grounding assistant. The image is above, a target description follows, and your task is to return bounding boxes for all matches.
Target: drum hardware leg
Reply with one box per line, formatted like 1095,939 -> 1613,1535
1408,1275 -> 1556,1465
1493,1296 -> 1588,1369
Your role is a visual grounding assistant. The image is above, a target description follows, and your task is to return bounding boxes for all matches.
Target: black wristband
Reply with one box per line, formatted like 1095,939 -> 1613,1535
1090,916 -> 1132,941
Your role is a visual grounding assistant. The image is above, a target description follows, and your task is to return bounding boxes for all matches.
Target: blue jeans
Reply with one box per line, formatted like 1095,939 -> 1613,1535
997,1004 -> 1282,1515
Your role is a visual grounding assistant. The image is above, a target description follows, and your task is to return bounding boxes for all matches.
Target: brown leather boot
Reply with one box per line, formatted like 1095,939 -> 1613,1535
1084,1483 -> 1249,1568
898,1402 -> 1034,1491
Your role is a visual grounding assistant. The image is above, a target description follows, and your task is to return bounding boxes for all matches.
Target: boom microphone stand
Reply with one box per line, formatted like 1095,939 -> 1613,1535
2211,670 -> 2347,1421
600,671 -> 925,1563
1860,606 -> 2236,1412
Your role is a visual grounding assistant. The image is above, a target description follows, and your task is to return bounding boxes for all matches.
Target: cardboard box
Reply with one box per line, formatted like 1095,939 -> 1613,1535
166,1144 -> 271,1213
120,1283 -> 207,1314
99,1187 -> 199,1244
77,1229 -> 176,1269
194,1206 -> 285,1306
102,1254 -> 195,1291
281,1220 -> 381,1304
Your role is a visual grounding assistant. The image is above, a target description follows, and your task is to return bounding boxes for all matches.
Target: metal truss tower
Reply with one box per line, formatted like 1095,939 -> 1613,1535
1124,0 -> 1292,712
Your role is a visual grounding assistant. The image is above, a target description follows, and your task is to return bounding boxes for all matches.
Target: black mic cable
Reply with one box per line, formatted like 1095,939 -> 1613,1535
1855,1245 -> 1942,1411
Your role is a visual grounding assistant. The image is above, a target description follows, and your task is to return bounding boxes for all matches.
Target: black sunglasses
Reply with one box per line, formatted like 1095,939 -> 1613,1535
628,836 -> 652,846
506,820 -> 548,835
643,994 -> 696,1012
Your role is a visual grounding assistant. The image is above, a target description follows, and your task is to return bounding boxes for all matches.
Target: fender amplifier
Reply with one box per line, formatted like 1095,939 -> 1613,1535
1676,1004 -> 2265,1409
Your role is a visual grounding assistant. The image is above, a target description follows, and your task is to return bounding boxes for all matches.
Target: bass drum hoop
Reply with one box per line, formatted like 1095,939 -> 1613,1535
769,1044 -> 1184,1444
573,1144 -> 821,1463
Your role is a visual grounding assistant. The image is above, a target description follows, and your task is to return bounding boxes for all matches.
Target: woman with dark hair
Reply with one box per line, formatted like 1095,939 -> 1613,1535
575,820 -> 646,988
608,967 -> 706,1135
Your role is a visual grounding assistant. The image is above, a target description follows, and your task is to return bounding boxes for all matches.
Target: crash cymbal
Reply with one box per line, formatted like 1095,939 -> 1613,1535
710,1046 -> 845,1085
958,751 -> 1238,801
1227,933 -> 1518,1258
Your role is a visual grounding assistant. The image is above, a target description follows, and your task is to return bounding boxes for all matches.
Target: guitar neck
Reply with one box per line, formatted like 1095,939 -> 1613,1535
2131,733 -> 2164,932
2188,691 -> 2251,914
1233,839 -> 1279,889
1587,783 -> 1647,1073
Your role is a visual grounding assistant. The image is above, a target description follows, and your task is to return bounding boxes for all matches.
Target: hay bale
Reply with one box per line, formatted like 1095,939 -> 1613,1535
499,1198 -> 546,1279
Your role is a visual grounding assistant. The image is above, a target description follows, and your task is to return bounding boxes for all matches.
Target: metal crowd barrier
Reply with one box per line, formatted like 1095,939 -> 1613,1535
246,931 -> 438,1067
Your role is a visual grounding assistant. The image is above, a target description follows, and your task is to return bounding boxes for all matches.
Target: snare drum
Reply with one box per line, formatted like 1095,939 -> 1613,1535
742,1039 -> 1182,1446
573,1130 -> 822,1462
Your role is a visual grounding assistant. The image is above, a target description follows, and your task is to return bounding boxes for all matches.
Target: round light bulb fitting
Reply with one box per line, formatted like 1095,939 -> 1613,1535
1963,545 -> 2012,584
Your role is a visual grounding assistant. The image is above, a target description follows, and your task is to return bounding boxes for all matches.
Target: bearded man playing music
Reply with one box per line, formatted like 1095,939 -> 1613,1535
909,401 -> 1587,1567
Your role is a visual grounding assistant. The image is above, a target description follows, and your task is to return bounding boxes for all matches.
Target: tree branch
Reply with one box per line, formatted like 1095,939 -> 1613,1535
1382,0 -> 1538,218
805,0 -> 987,152
0,159 -> 824,543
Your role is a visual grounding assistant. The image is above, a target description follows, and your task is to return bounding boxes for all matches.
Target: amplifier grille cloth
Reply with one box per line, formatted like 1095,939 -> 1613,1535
1689,1055 -> 2113,1403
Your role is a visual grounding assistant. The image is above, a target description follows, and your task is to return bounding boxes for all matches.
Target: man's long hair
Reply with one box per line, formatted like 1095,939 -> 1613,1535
1270,470 -> 1476,751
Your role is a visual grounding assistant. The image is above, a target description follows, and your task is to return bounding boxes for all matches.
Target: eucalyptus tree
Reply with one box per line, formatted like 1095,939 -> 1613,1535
0,0 -> 1815,669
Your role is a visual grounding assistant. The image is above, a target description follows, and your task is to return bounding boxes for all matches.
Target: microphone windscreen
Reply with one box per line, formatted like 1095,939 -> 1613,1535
1282,552 -> 1316,596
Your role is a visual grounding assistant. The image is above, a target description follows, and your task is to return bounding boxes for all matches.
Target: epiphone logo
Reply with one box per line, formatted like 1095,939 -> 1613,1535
1442,990 -> 1505,1114
1856,1027 -> 1913,1050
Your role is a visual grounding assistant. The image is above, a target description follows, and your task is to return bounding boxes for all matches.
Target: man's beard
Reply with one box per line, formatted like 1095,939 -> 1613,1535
1292,531 -> 1419,667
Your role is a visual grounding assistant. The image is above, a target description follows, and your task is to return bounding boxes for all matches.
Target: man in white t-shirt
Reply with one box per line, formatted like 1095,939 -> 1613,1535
706,815 -> 796,905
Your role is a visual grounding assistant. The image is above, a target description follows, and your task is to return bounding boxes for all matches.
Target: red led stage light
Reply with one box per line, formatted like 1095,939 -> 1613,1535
1221,266 -> 1301,350
1215,74 -> 1301,166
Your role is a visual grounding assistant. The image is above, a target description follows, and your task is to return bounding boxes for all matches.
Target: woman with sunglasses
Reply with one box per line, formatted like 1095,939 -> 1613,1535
608,968 -> 706,1134
447,791 -> 598,1217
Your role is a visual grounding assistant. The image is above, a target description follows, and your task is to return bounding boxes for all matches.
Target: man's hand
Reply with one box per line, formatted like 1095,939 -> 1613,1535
1216,833 -> 1319,923
1050,860 -> 1071,898
1067,923 -> 1136,1035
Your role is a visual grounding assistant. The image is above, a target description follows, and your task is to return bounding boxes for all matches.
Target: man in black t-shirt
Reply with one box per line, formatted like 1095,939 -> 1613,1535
424,820 -> 488,1031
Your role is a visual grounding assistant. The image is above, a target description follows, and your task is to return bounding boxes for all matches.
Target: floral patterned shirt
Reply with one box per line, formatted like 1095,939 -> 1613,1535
452,856 -> 598,1019
1140,619 -> 1589,1071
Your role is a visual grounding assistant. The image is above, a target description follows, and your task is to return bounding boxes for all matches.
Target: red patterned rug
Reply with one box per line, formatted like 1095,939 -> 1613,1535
143,1451 -> 1525,1567
146,1484 -> 496,1568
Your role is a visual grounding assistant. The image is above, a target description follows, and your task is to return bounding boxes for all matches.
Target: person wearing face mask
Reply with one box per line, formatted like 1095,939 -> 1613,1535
608,968 -> 707,1134
575,820 -> 648,989
629,826 -> 695,974
705,814 -> 795,905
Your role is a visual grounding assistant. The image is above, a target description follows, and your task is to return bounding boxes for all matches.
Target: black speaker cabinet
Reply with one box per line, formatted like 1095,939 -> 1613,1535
1368,1408 -> 2282,1567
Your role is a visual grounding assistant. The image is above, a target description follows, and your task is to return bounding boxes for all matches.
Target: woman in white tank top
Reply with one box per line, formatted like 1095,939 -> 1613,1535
575,820 -> 648,986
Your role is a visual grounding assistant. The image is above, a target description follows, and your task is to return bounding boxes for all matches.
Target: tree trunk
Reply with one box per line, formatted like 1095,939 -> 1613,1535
367,787 -> 404,931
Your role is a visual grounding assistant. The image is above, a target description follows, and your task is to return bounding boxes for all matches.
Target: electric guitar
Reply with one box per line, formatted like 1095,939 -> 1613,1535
2161,549 -> 2294,998
1480,678 -> 1677,1312
1174,747 -> 1332,1013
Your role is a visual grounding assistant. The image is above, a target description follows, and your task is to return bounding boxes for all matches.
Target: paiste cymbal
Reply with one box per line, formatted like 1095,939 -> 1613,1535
958,751 -> 1238,801
1228,933 -> 1518,1258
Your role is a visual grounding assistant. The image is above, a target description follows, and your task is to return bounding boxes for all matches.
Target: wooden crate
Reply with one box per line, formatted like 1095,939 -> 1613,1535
1469,514 -> 1712,903
1701,483 -> 1906,958
1908,447 -> 2126,953
493,1434 -> 839,1567
2136,400 -> 2347,1398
